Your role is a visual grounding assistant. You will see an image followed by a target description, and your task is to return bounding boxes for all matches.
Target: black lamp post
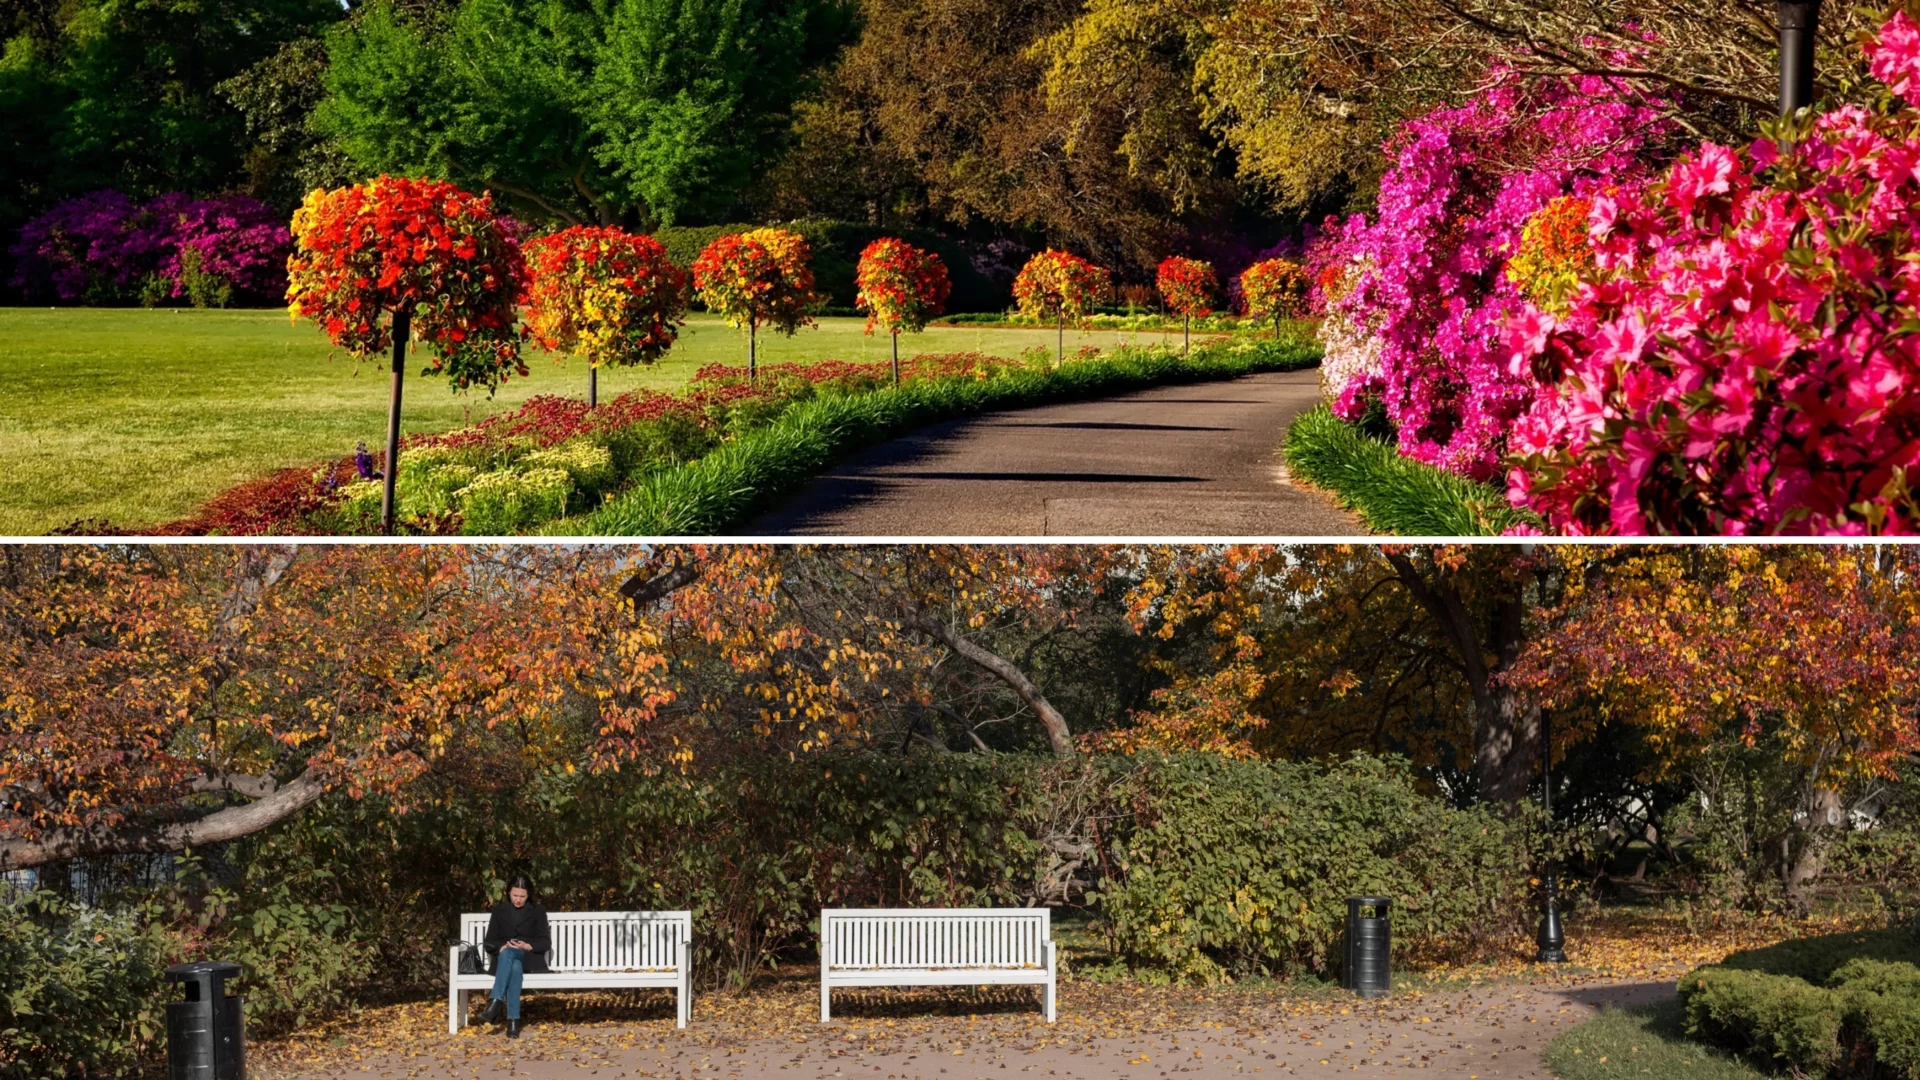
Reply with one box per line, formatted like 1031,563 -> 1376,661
1536,710 -> 1567,963
1778,1 -> 1821,115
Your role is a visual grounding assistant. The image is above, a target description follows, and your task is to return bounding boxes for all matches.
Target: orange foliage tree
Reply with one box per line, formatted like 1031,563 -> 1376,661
854,238 -> 952,385
1507,545 -> 1920,912
1013,249 -> 1111,366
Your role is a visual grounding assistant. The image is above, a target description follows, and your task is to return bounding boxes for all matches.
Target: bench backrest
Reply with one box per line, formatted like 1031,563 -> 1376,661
459,910 -> 691,972
821,908 -> 1049,970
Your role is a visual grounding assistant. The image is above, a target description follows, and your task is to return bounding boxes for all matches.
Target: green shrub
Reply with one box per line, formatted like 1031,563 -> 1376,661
1681,967 -> 1848,1074
0,894 -> 176,1080
218,890 -> 368,1036
1283,403 -> 1534,535
1092,754 -> 1534,982
1680,932 -> 1920,1077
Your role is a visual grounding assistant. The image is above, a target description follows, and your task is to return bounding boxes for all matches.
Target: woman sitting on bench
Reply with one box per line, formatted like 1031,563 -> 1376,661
477,873 -> 550,1037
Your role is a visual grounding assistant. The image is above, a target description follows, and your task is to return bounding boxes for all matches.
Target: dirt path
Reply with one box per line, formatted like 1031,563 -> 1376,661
259,977 -> 1671,1080
744,369 -> 1360,536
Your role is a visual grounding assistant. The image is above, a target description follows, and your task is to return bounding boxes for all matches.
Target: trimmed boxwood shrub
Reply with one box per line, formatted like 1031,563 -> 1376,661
1679,931 -> 1920,1078
656,220 -> 1003,313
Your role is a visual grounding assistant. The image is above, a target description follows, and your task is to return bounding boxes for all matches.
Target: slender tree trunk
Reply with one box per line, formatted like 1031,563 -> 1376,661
892,331 -> 900,387
1183,313 -> 1191,356
749,320 -> 758,382
1056,313 -> 1064,368
589,363 -> 598,409
381,307 -> 410,535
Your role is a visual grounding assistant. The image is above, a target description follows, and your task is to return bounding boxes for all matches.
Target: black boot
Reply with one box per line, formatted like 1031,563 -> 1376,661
479,998 -> 504,1025
506,1019 -> 521,1039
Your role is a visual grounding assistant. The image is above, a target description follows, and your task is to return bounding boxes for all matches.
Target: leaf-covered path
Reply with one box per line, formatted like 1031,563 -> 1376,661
255,975 -> 1668,1080
746,369 -> 1359,536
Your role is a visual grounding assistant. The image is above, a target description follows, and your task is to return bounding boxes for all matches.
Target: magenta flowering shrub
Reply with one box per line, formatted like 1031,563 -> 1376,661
1504,12 -> 1920,535
1311,71 -> 1670,478
10,191 -> 291,306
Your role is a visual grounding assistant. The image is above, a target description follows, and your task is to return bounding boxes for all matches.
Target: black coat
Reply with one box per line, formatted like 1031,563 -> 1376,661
483,900 -> 551,974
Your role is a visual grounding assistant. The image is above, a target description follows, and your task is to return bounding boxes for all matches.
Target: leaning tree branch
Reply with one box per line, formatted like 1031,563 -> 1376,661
914,618 -> 1077,757
0,768 -> 330,871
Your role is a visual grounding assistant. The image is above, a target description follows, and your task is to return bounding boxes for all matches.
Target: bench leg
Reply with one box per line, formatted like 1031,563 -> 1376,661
819,981 -> 830,1023
449,983 -> 461,1034
1043,979 -> 1056,1024
678,973 -> 690,1029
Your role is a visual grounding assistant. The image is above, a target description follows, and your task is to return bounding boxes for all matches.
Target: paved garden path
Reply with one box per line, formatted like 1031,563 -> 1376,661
261,977 -> 1670,1080
746,369 -> 1360,536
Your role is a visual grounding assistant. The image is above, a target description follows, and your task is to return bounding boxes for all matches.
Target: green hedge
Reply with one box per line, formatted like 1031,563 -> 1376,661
1678,930 -> 1920,1078
1283,403 -> 1536,536
654,219 -> 1004,313
214,751 -> 1539,995
1095,754 -> 1535,982
582,337 -> 1321,536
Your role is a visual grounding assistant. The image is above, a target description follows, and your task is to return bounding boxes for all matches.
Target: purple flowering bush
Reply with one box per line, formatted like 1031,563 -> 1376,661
1310,70 -> 1672,479
10,191 -> 292,307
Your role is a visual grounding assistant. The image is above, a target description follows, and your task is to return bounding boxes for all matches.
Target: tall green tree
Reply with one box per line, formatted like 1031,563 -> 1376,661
315,0 -> 858,226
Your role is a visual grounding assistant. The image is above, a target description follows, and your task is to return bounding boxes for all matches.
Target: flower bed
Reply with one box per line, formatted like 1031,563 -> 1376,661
154,353 -> 1036,535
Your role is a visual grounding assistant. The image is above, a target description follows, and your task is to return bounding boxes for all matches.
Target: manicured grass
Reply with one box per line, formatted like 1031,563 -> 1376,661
1546,998 -> 1769,1080
0,307 -> 1164,533
579,337 -> 1321,536
1283,403 -> 1538,535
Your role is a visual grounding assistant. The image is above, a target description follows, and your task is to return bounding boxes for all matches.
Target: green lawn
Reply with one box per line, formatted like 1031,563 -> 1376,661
1546,999 -> 1768,1080
0,307 -> 1177,533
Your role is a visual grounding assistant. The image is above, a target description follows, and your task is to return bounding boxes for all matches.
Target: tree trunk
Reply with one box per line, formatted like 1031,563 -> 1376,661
1785,787 -> 1845,917
381,307 -> 410,535
1384,551 -> 1539,801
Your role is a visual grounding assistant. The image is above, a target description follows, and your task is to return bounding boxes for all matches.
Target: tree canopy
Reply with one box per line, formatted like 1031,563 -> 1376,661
314,0 -> 858,226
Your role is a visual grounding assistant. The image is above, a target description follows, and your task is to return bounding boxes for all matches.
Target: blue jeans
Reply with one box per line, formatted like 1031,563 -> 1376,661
490,947 -> 528,1020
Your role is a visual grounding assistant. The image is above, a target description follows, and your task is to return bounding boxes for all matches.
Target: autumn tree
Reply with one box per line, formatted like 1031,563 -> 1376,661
692,228 -> 821,380
521,225 -> 689,407
1508,545 -> 1920,913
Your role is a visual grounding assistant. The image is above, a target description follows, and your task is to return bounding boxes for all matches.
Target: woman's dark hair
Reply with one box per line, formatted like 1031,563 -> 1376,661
507,873 -> 534,896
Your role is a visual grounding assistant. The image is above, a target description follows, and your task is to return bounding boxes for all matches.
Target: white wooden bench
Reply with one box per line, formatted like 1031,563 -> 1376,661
818,908 -> 1056,1023
448,910 -> 692,1033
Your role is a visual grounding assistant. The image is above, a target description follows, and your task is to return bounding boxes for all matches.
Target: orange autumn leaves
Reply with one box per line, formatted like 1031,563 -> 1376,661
521,226 -> 689,371
691,227 -> 821,338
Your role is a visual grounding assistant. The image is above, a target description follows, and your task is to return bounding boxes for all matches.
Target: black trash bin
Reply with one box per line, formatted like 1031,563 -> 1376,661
166,962 -> 245,1080
1341,896 -> 1391,998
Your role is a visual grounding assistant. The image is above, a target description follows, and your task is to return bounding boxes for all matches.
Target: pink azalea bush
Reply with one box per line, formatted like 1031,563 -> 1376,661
10,191 -> 290,306
1504,12 -> 1920,534
1311,70 -> 1671,478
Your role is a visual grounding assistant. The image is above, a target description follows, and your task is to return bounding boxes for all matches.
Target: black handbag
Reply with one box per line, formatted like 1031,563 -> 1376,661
456,941 -> 486,975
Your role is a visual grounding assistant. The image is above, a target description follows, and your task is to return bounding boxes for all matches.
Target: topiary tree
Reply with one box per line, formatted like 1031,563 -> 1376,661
286,175 -> 527,533
1156,255 -> 1218,355
522,226 -> 690,407
854,237 -> 952,386
691,227 -> 820,380
1013,249 -> 1110,367
1239,257 -> 1309,338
